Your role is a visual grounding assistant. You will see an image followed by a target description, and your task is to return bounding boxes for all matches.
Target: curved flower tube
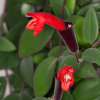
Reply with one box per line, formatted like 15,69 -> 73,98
26,12 -> 66,36
57,65 -> 75,91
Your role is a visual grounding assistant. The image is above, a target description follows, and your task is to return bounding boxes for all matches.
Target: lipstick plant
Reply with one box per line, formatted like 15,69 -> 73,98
1,0 -> 100,100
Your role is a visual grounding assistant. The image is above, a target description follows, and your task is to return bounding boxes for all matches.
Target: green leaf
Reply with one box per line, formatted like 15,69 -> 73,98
61,91 -> 73,100
83,7 -> 98,43
4,94 -> 19,100
0,36 -> 16,52
77,2 -> 100,16
50,0 -> 70,19
10,74 -> 23,89
0,77 -> 6,100
21,3 -> 32,15
67,16 -> 89,46
8,52 -> 20,69
48,46 -> 67,58
33,58 -> 57,97
19,25 -> 54,58
62,50 -> 82,58
65,0 -> 76,15
20,56 -> 33,87
32,97 -> 48,100
19,91 -> 33,100
0,52 -> 20,69
5,11 -> 27,29
82,48 -> 100,65
74,61 -> 98,78
33,53 -> 47,64
96,12 -> 100,28
59,55 -> 79,70
6,21 -> 28,47
72,77 -> 100,100
14,0 -> 42,6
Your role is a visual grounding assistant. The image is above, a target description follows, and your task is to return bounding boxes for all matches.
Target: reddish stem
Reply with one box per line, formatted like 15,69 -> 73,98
92,39 -> 100,48
59,0 -> 66,56
21,81 -> 25,93
5,69 -> 12,93
75,53 -> 80,63
42,0 -> 45,11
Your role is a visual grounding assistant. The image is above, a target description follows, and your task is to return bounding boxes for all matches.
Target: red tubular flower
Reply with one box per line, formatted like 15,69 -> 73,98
26,12 -> 66,36
57,66 -> 75,91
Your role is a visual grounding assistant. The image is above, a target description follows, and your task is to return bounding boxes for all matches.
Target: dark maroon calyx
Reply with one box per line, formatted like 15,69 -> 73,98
57,22 -> 79,53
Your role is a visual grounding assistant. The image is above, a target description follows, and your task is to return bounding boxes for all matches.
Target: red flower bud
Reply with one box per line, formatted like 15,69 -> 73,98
57,66 -> 75,91
26,12 -> 66,36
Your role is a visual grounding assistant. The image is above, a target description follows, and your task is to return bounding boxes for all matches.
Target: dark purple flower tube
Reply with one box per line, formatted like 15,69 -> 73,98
57,22 -> 79,53
53,74 -> 63,100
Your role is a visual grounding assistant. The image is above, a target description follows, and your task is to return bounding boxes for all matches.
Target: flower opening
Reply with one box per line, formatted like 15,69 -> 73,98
57,66 -> 75,91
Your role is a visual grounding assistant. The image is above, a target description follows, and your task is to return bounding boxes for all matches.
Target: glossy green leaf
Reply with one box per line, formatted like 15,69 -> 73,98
61,91 -> 73,100
21,3 -> 31,15
59,55 -> 79,70
65,0 -> 76,14
33,53 -> 47,64
94,96 -> 100,100
14,0 -> 42,6
67,15 -> 80,23
77,2 -> 100,16
19,91 -> 32,100
8,52 -> 20,69
33,58 -> 57,97
96,12 -> 100,28
74,61 -> 98,78
0,36 -> 16,52
0,77 -> 6,100
67,16 -> 89,46
72,77 -> 100,100
62,50 -> 82,58
50,0 -> 70,19
82,48 -> 100,65
0,52 -> 20,69
6,21 -> 28,47
83,7 -> 98,43
48,46 -> 67,58
19,25 -> 54,58
10,74 -> 23,89
4,94 -> 19,100
20,56 -> 33,87
33,97 -> 48,100
6,0 -> 19,12
5,11 -> 27,29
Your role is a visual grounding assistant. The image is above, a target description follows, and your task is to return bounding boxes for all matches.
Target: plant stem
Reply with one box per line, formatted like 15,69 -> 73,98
75,53 -> 80,63
59,0 -> 66,56
34,6 -> 37,12
5,69 -> 12,93
61,0 -> 65,20
90,43 -> 93,46
21,81 -> 25,93
92,39 -> 100,48
42,0 -> 45,11
0,0 -> 7,35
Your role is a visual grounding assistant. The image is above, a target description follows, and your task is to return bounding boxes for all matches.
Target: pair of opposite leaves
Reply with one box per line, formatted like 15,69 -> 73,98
26,12 -> 76,91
